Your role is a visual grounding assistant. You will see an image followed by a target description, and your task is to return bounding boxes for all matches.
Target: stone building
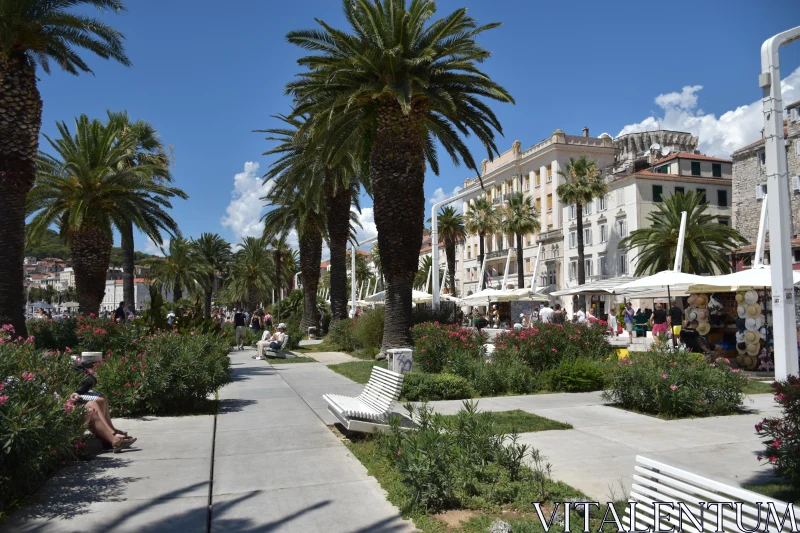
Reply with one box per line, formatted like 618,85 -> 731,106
731,99 -> 800,268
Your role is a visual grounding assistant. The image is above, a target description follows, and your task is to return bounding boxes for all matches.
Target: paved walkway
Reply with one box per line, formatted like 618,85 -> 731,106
423,391 -> 782,501
3,347 -> 414,533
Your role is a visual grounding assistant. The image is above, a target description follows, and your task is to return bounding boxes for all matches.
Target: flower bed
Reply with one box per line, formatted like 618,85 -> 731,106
602,342 -> 749,418
755,376 -> 800,490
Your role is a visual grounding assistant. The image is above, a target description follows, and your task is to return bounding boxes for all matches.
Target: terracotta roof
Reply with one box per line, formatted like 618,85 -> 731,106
734,238 -> 800,252
654,152 -> 731,165
29,274 -> 45,279
629,170 -> 732,185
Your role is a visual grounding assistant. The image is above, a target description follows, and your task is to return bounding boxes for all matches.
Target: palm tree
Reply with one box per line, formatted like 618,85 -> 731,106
0,0 -> 130,335
192,233 -> 232,318
263,189 -> 327,331
109,111 -> 173,310
435,206 -> 467,296
286,0 -> 513,349
414,255 -> 443,292
147,238 -> 205,303
355,252 -> 375,295
265,232 -> 294,309
222,236 -> 274,311
557,155 -> 607,310
620,191 -> 746,275
500,192 -> 540,290
464,197 -> 499,290
27,115 -> 185,315
370,243 -> 384,292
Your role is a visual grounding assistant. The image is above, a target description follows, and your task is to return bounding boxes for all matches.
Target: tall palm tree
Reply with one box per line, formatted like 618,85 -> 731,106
621,191 -> 746,275
109,111 -> 173,310
435,206 -> 467,296
464,197 -> 499,290
0,0 -> 130,335
147,238 -> 205,303
287,0 -> 513,349
370,243 -> 384,292
222,236 -> 274,311
500,192 -> 540,290
27,116 -> 185,315
263,189 -> 327,331
557,155 -> 607,310
414,255 -> 443,292
192,233 -> 232,318
264,232 -> 294,308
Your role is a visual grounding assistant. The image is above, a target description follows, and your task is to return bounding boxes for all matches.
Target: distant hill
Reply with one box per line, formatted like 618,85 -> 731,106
25,229 -> 160,266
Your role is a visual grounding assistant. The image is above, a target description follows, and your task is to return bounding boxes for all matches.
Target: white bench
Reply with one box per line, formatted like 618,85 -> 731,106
626,456 -> 794,533
263,335 -> 292,358
324,366 -> 405,433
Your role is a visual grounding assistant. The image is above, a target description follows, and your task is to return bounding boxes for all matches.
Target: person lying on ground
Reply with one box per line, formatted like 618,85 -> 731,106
73,361 -> 136,452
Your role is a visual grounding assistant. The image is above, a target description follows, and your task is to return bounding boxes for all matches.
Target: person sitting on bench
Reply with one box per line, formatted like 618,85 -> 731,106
680,320 -> 722,363
254,328 -> 273,359
265,323 -> 287,352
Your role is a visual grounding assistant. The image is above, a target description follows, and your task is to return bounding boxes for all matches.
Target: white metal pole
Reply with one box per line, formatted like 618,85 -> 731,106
439,251 -> 447,296
432,184 -> 484,309
761,25 -> 800,380
350,246 -> 357,318
755,194 -> 769,267
425,263 -> 432,294
530,242 -> 543,291
477,254 -> 487,295
294,271 -> 301,289
672,211 -> 688,272
502,247 -> 512,289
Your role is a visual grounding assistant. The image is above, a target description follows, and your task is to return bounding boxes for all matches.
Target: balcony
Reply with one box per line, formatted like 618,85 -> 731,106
485,248 -> 514,259
537,229 -> 562,243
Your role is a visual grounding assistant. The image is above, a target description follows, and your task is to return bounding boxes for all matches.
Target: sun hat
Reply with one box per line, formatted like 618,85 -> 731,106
745,317 -> 758,331
746,304 -> 761,319
736,342 -> 747,354
744,330 -> 759,343
520,313 -> 525,317
737,305 -> 747,318
687,308 -> 698,321
744,290 -> 758,305
760,327 -> 767,341
696,308 -> 708,321
278,323 -> 286,329
755,315 -> 765,328
687,295 -> 697,306
735,331 -> 745,344
696,322 -> 711,335
746,342 -> 760,356
695,294 -> 709,307
735,293 -> 745,304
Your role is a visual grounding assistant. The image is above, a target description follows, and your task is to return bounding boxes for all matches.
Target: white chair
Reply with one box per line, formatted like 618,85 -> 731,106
625,456 -> 793,533
324,366 -> 405,433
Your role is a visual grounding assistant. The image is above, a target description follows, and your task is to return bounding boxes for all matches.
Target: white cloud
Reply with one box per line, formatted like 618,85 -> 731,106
618,66 -> 800,157
220,162 -> 270,244
143,237 -> 168,257
352,206 -> 377,243
428,186 -> 464,214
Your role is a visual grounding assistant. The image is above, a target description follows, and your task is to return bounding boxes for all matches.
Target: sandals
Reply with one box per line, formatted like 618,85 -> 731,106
112,436 -> 137,453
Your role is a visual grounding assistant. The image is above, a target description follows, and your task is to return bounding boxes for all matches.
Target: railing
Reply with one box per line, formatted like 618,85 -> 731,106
485,248 -> 513,259
537,229 -> 562,242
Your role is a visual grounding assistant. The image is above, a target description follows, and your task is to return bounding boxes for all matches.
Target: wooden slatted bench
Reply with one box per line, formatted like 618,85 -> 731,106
625,456 -> 795,533
324,366 -> 406,433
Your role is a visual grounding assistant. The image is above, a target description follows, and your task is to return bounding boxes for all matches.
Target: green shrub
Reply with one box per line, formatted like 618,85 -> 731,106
27,317 -> 79,352
352,306 -> 384,351
602,342 -> 749,418
0,325 -> 86,517
222,322 -> 257,348
269,289 -> 330,328
282,322 -> 302,350
401,373 -> 474,401
546,358 -> 610,392
411,303 -> 459,326
328,318 -> 356,352
755,376 -> 800,490
469,358 -> 541,397
493,322 -> 613,372
94,331 -> 232,417
411,322 -> 484,374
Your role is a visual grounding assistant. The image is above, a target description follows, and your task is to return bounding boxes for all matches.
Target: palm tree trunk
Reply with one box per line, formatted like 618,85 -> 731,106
204,289 -> 212,319
299,221 -> 322,332
121,218 -> 135,312
445,238 -> 456,296
371,103 -> 425,350
478,233 -> 486,290
326,178 -> 351,323
516,233 -> 525,290
70,227 -> 112,315
576,203 -> 586,311
274,249 -> 282,312
0,53 -> 42,337
174,285 -> 182,302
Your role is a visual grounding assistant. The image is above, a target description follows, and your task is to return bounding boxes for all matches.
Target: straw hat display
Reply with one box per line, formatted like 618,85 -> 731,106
735,331 -> 745,344
746,303 -> 762,319
735,293 -> 745,304
687,308 -> 699,321
744,330 -> 759,343
736,317 -> 746,332
697,322 -> 711,335
695,294 -> 709,307
696,308 -> 708,321
736,354 -> 746,366
736,343 -> 747,354
755,315 -> 765,328
744,290 -> 758,305
746,342 -> 761,356
737,305 -> 747,318
745,317 -> 758,331
687,295 -> 697,306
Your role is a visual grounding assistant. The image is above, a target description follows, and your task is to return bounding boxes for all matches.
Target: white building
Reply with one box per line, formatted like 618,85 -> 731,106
100,278 -> 150,313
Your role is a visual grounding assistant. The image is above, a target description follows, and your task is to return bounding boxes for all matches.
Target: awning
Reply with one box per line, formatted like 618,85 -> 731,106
460,288 -> 549,305
687,266 -> 800,292
550,276 -> 639,297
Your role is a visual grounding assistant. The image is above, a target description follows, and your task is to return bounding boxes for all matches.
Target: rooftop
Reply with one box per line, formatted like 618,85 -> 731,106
654,151 -> 731,164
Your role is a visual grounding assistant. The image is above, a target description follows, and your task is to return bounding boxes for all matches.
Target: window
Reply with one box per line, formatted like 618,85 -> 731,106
584,202 -> 592,215
598,194 -> 608,211
615,189 -> 624,206
546,194 -> 553,212
584,259 -> 593,277
718,218 -> 729,227
691,161 -> 701,176
616,219 -> 628,238
756,184 -> 767,200
759,152 -> 766,166
546,167 -> 552,182
598,256 -> 607,276
618,253 -> 628,275
712,163 -> 722,177
657,164 -> 670,174
717,190 -> 728,207
525,258 -> 531,273
674,186 -> 685,196
568,260 -> 577,280
568,204 -> 576,220
535,198 -> 542,212
599,224 -> 608,243
569,231 -> 577,249
794,249 -> 800,263
583,228 -> 592,246
527,234 -> 534,246
697,189 -> 707,204
653,185 -> 663,203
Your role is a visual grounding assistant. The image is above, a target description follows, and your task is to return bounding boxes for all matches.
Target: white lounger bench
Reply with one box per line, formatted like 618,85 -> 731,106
263,335 -> 292,358
324,366 -> 405,433
625,456 -> 794,533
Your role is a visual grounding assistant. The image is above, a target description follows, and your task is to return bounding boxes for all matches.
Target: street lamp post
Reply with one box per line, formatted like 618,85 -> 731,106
761,25 -> 800,380
350,235 -> 378,317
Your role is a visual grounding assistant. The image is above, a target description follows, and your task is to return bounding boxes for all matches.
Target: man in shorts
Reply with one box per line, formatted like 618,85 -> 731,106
233,309 -> 247,350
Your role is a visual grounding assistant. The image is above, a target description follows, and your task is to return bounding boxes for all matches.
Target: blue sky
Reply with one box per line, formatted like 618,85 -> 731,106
37,0 -> 800,254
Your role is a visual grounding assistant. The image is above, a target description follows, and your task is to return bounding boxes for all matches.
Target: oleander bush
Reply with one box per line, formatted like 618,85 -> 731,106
546,358 -> 612,392
27,316 -> 79,352
602,342 -> 749,418
755,376 -> 800,489
0,325 -> 86,518
411,322 -> 484,374
328,318 -> 356,352
352,306 -> 384,351
401,372 -> 474,401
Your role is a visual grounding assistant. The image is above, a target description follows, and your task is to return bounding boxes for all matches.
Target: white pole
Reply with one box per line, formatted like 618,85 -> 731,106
755,194 -> 769,267
294,271 -> 301,289
431,184 -> 485,309
439,251 -> 447,296
477,253 -> 487,295
761,25 -> 800,380
501,247 -> 512,289
672,211 -> 688,272
530,242 -> 543,291
425,263 -> 432,294
350,246 -> 357,317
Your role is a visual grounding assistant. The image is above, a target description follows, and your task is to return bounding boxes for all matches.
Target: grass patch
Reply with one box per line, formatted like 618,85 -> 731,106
328,360 -> 386,383
294,339 -> 335,353
745,482 -> 800,505
266,356 -> 317,364
439,409 -> 572,433
743,381 -> 775,395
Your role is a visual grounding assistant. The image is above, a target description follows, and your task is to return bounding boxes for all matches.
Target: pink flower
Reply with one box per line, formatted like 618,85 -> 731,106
397,450 -> 402,456
64,400 -> 75,413
661,373 -> 668,379
0,395 -> 8,405
670,385 -> 678,391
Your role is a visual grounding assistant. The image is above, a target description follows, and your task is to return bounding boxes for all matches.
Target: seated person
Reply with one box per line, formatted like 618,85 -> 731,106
680,320 -> 722,362
474,313 -> 489,332
265,323 -> 288,353
73,363 -> 135,452
254,328 -> 273,359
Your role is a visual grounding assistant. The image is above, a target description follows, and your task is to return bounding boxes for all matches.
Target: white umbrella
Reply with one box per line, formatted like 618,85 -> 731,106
461,287 -> 549,305
614,271 -> 707,292
364,290 -> 433,304
687,266 -> 800,292
460,288 -> 508,305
